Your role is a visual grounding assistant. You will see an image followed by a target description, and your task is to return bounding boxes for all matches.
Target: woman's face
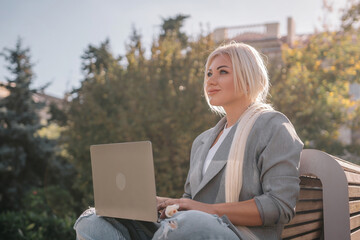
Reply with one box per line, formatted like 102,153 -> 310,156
205,54 -> 246,110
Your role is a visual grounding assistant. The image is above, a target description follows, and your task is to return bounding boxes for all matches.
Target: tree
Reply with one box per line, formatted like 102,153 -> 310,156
341,0 -> 360,31
0,39 -> 55,210
269,4 -> 360,158
65,17 -> 219,210
145,25 -> 217,197
160,14 -> 190,47
64,39 -> 127,209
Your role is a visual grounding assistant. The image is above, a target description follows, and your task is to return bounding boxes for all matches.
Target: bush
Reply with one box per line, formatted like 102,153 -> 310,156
0,211 -> 76,240
0,185 -> 77,239
22,186 -> 76,218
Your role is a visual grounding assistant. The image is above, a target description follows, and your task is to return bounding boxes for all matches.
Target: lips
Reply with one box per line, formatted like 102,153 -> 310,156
207,89 -> 220,95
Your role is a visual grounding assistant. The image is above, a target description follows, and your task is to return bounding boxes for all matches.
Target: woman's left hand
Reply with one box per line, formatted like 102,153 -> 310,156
156,197 -> 215,219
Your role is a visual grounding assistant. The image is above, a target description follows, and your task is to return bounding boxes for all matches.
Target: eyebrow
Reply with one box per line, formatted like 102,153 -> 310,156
216,65 -> 230,70
208,65 -> 230,71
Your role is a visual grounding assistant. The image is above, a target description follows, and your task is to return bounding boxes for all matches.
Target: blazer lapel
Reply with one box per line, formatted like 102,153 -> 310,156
189,118 -> 227,195
192,119 -> 238,198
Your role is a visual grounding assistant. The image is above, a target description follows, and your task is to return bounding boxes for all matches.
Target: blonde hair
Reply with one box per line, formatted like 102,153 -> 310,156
204,41 -> 270,115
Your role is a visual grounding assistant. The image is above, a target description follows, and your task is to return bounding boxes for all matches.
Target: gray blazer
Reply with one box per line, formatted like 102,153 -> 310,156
182,111 -> 304,239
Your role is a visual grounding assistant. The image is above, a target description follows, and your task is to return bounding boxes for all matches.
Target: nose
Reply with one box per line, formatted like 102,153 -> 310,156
206,75 -> 217,87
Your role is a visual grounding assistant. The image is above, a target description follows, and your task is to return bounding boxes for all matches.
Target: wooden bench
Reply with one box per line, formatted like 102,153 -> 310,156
281,149 -> 360,240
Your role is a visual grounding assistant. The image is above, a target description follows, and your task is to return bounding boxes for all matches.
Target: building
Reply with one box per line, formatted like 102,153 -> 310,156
0,82 -> 64,125
212,17 -> 304,61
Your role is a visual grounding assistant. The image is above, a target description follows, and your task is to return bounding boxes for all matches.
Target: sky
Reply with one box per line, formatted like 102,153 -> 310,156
0,0 -> 350,98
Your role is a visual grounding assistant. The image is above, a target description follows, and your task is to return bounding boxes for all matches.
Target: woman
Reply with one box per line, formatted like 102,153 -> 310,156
74,42 -> 303,240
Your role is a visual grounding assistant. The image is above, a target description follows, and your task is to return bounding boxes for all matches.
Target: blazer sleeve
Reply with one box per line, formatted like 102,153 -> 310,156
182,177 -> 192,199
253,112 -> 303,226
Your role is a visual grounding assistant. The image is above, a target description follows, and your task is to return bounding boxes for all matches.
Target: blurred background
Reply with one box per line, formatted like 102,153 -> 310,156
0,0 -> 359,239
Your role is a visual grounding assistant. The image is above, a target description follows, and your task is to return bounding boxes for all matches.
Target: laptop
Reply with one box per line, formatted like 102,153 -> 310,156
90,141 -> 158,222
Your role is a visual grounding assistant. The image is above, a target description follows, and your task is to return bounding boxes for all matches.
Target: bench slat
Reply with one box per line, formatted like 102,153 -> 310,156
349,186 -> 360,198
335,157 -> 360,174
351,228 -> 360,240
283,150 -> 360,239
350,214 -> 360,231
350,200 -> 360,214
284,230 -> 322,240
296,200 -> 323,212
345,171 -> 360,185
287,211 -> 323,225
282,220 -> 322,238
300,176 -> 322,187
298,189 -> 322,200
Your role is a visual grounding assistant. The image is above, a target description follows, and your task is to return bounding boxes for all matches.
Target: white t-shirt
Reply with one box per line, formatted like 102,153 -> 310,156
202,124 -> 234,176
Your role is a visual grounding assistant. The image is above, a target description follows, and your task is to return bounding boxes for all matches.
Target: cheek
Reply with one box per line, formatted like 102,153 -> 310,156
222,77 -> 236,92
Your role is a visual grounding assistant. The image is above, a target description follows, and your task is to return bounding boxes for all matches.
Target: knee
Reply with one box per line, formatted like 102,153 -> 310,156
74,208 -> 103,240
175,210 -> 221,227
74,208 -> 129,240
153,210 -> 238,240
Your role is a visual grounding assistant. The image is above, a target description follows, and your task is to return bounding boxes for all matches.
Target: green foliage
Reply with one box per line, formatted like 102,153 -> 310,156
341,0 -> 360,31
0,185 -> 76,239
0,39 -> 56,211
0,40 -> 78,239
64,18 -> 219,210
48,102 -> 68,126
0,210 -> 75,240
160,14 -> 190,47
22,186 -> 75,218
269,26 -> 360,156
146,30 -> 218,197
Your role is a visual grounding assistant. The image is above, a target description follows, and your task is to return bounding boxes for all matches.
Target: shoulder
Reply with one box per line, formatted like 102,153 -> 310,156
192,128 -> 213,147
251,110 -> 303,145
254,110 -> 292,127
253,110 -> 295,133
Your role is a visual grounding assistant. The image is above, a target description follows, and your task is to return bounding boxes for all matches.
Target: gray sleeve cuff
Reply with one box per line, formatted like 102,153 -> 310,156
182,192 -> 191,199
254,194 -> 280,226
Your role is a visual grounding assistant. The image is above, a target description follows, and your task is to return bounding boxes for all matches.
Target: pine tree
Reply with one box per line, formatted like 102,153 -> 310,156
0,39 -> 54,211
160,14 -> 190,47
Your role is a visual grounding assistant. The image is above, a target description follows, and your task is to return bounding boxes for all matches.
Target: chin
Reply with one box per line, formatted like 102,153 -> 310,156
208,96 -> 225,106
209,101 -> 222,107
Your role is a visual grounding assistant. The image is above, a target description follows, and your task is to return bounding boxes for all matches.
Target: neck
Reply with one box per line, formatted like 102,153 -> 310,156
224,99 -> 252,127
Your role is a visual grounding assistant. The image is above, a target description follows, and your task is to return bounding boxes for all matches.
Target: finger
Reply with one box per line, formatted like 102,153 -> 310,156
157,196 -> 171,206
157,200 -> 169,211
160,209 -> 166,219
158,209 -> 164,219
157,198 -> 178,211
157,196 -> 167,202
156,196 -> 164,205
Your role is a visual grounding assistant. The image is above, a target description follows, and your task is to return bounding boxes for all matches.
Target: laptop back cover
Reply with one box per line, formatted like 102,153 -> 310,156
90,141 -> 157,222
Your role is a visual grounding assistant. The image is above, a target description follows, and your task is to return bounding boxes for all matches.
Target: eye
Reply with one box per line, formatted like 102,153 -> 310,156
220,70 -> 228,74
207,71 -> 213,77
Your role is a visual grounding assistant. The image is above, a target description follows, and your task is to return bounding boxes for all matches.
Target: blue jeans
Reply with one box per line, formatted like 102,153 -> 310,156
74,208 -> 240,240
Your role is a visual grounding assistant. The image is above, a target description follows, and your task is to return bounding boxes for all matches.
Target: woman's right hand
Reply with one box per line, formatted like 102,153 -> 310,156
156,196 -> 172,205
156,196 -> 172,218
